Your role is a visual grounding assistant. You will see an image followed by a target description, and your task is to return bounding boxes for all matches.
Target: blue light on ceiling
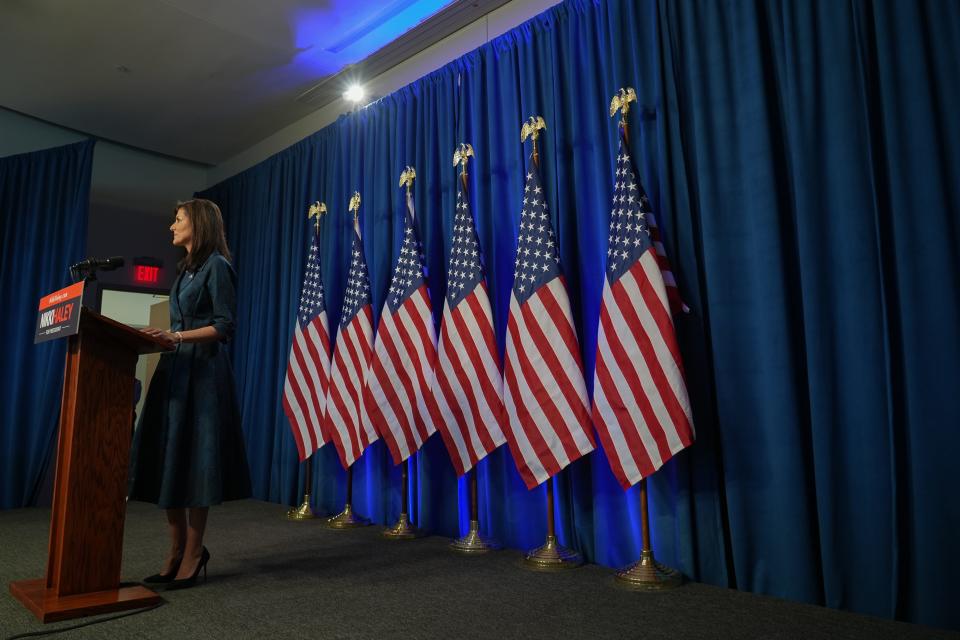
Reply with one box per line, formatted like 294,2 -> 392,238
291,0 -> 456,78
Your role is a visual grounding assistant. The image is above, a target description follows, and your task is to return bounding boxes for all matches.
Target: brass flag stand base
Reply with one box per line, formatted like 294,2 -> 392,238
382,512 -> 422,539
450,519 -> 500,554
450,469 -> 499,554
615,479 -> 682,590
615,550 -> 682,590
286,492 -> 315,520
286,462 -> 315,520
521,478 -> 581,571
522,534 -> 582,571
383,461 -> 424,539
324,466 -> 370,529
324,503 -> 370,529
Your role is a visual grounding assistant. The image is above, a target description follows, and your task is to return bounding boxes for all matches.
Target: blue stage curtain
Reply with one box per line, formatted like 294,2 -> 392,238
657,0 -> 960,628
0,140 -> 95,509
200,0 -> 960,629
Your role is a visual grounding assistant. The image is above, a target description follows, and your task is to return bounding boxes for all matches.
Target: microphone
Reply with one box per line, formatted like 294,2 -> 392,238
70,256 -> 125,272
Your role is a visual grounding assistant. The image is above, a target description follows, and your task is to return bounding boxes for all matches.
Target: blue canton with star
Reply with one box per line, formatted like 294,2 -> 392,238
606,132 -> 654,283
445,178 -> 486,308
340,226 -> 372,328
512,159 -> 561,305
298,231 -> 326,328
386,203 -> 427,314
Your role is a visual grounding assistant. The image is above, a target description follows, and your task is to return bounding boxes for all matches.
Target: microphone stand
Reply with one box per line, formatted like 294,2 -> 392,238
70,265 -> 102,311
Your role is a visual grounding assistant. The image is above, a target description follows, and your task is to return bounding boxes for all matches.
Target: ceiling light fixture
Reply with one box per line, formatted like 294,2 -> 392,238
343,84 -> 366,103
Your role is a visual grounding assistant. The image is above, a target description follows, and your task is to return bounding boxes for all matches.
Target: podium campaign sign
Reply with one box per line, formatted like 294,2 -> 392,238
35,282 -> 84,343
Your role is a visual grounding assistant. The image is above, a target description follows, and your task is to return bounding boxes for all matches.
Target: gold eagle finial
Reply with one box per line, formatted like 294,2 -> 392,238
609,87 -> 637,121
348,191 -> 361,227
520,116 -> 547,143
452,143 -> 474,175
398,166 -> 416,194
307,201 -> 327,231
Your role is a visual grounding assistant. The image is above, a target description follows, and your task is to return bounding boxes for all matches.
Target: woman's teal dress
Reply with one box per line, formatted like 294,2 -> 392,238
128,251 -> 252,508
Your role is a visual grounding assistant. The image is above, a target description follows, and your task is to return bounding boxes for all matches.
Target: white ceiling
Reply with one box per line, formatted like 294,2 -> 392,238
0,0 -> 483,165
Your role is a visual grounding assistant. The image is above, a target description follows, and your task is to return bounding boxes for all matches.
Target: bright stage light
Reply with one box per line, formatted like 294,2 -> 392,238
344,84 -> 366,103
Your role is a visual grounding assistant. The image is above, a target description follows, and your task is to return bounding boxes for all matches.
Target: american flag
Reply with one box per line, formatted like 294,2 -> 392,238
365,190 -> 439,464
592,132 -> 694,489
433,174 -> 507,476
282,228 -> 330,461
324,213 -> 379,468
502,159 -> 595,489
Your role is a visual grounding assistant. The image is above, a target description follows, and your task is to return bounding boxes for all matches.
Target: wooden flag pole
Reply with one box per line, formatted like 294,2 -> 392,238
324,465 -> 371,529
287,202 -> 329,521
611,87 -> 681,589
450,467 -> 500,553
383,458 -> 424,539
615,477 -> 681,589
519,116 -> 582,571
521,476 -> 583,571
449,144 -> 500,554
286,459 -> 315,520
383,167 -> 425,540
324,195 -> 370,530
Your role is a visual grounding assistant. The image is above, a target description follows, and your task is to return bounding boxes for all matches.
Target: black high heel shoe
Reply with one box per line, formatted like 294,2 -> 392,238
165,547 -> 210,591
143,557 -> 183,584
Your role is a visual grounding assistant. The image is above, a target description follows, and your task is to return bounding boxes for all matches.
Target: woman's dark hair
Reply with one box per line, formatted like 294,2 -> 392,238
175,199 -> 232,272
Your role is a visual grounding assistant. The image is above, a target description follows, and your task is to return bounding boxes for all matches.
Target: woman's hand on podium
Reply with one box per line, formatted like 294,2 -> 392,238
141,327 -> 181,349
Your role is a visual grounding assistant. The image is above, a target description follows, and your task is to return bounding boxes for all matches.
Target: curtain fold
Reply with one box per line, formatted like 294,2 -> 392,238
200,0 -> 960,629
0,139 -> 95,510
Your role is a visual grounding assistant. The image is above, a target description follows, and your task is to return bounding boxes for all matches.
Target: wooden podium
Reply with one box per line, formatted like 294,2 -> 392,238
10,309 -> 170,622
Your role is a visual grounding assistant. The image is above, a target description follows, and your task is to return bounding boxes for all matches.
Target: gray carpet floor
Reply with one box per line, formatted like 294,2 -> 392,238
1,500 -> 954,640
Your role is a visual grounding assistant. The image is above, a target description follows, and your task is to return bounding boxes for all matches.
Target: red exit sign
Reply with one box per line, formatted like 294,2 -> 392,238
135,265 -> 160,284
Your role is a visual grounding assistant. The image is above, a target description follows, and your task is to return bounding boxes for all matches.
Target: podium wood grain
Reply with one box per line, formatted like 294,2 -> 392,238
10,310 -> 168,622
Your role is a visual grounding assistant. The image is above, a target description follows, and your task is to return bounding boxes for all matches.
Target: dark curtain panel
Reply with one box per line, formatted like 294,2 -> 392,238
657,0 -> 960,627
200,0 -> 960,629
0,139 -> 95,509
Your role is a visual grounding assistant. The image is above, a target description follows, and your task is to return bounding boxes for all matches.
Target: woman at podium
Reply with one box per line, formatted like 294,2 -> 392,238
128,198 -> 252,590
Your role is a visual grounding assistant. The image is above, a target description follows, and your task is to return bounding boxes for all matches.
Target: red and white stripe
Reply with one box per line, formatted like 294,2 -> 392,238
282,313 -> 330,461
646,211 -> 689,314
433,281 -> 506,475
324,307 -> 378,468
592,249 -> 694,489
502,277 -> 596,489
366,286 -> 439,464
